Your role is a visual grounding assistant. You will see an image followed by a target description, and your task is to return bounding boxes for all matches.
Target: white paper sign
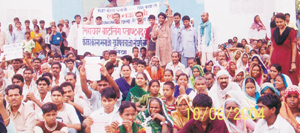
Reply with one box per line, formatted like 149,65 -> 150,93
85,57 -> 102,81
3,43 -> 23,61
90,118 -> 108,133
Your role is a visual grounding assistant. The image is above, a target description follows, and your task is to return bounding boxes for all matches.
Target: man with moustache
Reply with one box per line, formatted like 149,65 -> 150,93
60,82 -> 92,118
146,56 -> 164,81
208,70 -> 242,109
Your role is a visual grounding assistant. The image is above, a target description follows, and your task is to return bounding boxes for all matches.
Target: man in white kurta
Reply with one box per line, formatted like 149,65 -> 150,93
208,70 -> 242,109
198,12 -> 217,66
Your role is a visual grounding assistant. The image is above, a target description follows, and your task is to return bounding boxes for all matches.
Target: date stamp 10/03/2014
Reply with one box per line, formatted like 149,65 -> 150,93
185,107 -> 265,121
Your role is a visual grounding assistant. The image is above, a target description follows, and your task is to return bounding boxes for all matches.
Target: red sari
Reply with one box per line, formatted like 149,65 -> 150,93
271,29 -> 299,85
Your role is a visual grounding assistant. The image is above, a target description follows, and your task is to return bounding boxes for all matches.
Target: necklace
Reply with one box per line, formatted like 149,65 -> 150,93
44,121 -> 58,131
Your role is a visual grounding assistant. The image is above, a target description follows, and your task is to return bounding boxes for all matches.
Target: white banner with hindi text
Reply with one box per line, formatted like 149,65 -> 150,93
92,2 -> 160,25
77,24 -> 148,56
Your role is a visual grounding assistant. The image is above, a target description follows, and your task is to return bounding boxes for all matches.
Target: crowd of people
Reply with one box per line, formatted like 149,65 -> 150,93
0,1 -> 299,133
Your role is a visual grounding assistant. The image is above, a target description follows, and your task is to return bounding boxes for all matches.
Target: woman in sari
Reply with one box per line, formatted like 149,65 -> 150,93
226,61 -> 237,78
250,54 -> 268,74
263,63 -> 282,84
125,72 -> 148,103
232,50 -> 242,64
249,15 -> 266,42
242,77 -> 261,108
30,25 -> 43,54
260,82 -> 280,96
280,85 -> 300,132
237,52 -> 249,71
116,64 -> 136,101
212,64 -> 222,77
271,13 -> 299,85
249,64 -> 264,86
171,94 -> 193,132
136,97 -> 173,133
189,65 -> 204,86
275,73 -> 293,100
223,98 -> 256,132
115,101 -> 146,133
234,69 -> 245,87
225,90 -> 251,110
203,60 -> 213,73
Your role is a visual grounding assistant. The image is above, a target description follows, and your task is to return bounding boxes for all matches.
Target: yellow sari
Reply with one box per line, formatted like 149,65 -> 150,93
171,95 -> 194,130
30,31 -> 43,54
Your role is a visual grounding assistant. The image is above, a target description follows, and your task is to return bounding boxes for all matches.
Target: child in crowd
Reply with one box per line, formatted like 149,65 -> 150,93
22,32 -> 35,54
34,102 -> 68,132
161,81 -> 176,115
85,87 -> 122,133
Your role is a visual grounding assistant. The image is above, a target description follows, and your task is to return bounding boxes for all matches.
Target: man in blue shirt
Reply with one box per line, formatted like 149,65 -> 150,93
50,25 -> 62,55
178,15 -> 198,67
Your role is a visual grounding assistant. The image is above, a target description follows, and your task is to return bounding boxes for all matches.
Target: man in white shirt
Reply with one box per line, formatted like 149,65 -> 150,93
51,62 -> 65,86
165,52 -> 185,76
51,86 -> 81,132
60,82 -> 92,117
85,87 -> 122,132
26,77 -> 52,114
254,94 -> 295,133
4,59 -> 25,84
22,68 -> 38,99
67,15 -> 81,54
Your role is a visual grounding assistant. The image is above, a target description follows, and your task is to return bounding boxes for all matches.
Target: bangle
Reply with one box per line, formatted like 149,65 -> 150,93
4,118 -> 9,122
291,62 -> 296,63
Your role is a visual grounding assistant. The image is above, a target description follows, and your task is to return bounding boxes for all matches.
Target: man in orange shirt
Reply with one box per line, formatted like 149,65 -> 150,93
146,56 -> 164,81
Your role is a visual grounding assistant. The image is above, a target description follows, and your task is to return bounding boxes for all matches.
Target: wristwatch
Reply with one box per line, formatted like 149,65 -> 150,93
160,121 -> 168,125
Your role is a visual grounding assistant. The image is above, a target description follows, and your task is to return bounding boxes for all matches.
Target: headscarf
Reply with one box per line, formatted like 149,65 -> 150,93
171,95 -> 193,130
275,74 -> 293,90
189,65 -> 204,85
136,98 -> 173,132
125,84 -> 149,103
250,54 -> 268,74
241,77 -> 261,108
260,82 -> 280,96
249,64 -> 263,86
226,61 -> 236,77
233,50 -> 242,63
212,64 -> 222,75
237,52 -> 249,69
235,69 -> 245,79
225,90 -> 251,109
223,98 -> 244,133
280,85 -> 300,130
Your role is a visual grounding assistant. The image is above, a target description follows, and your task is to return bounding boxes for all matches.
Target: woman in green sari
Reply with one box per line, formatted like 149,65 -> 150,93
189,65 -> 204,86
136,97 -> 173,133
115,101 -> 146,133
126,72 -> 149,102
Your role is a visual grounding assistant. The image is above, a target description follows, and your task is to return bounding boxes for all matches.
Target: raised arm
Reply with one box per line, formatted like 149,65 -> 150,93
165,0 -> 173,27
79,65 -> 93,98
99,63 -> 121,98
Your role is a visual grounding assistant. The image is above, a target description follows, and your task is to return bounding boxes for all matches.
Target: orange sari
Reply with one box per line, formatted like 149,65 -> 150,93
30,31 -> 43,54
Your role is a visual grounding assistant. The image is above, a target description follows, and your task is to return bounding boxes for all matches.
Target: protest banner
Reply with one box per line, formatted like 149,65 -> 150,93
92,2 -> 160,24
77,24 -> 148,56
3,43 -> 23,61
